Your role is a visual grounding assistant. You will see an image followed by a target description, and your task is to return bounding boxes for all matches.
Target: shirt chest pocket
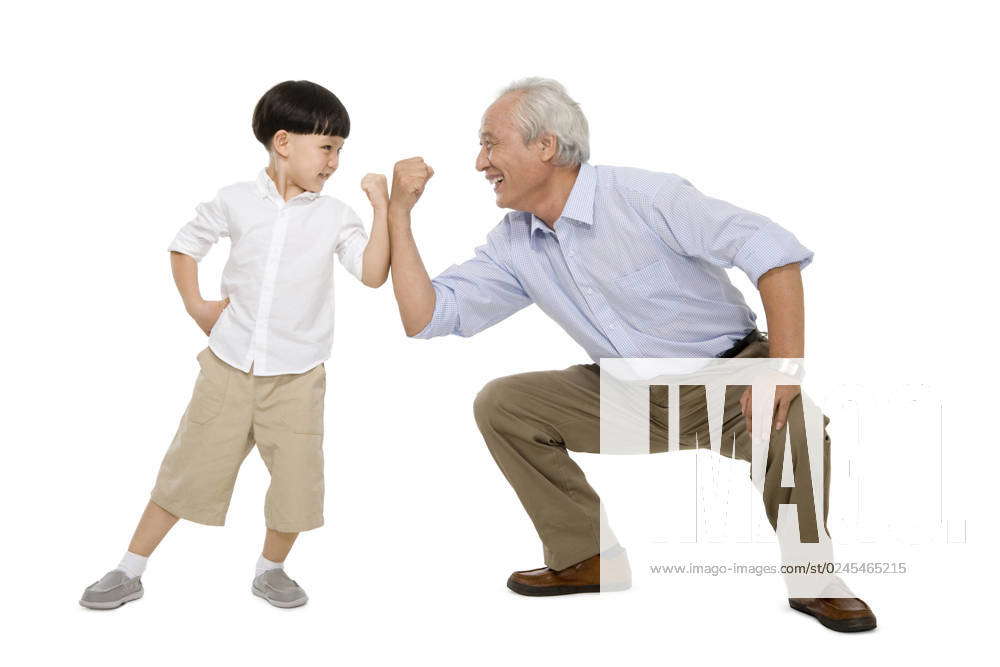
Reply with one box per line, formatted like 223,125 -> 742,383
608,259 -> 682,313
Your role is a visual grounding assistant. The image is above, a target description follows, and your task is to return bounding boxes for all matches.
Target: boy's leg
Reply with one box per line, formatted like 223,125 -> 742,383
251,529 -> 304,607
127,500 -> 179,557
252,362 -> 327,534
81,347 -> 253,610
150,347 -> 256,526
262,528 -> 299,563
249,363 -> 325,608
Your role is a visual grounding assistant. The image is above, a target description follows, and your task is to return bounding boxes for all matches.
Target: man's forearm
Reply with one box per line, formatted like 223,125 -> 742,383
170,251 -> 204,313
757,262 -> 805,358
388,206 -> 436,336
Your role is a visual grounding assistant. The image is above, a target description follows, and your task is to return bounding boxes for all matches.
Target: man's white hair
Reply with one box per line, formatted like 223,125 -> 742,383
496,77 -> 590,166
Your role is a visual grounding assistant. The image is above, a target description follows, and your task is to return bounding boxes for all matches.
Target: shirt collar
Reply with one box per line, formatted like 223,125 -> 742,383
559,163 -> 596,225
256,169 -> 321,203
529,214 -> 554,238
527,163 -> 596,244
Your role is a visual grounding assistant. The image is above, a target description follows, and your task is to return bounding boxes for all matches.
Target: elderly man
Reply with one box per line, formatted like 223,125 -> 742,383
386,78 -> 876,632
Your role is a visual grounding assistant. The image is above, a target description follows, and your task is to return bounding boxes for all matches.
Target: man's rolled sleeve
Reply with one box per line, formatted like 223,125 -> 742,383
411,222 -> 532,340
167,192 -> 230,262
653,177 -> 814,287
732,226 -> 814,286
412,283 -> 460,339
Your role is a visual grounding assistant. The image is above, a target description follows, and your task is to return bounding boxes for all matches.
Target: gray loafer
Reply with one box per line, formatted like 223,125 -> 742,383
252,569 -> 308,608
80,569 -> 144,610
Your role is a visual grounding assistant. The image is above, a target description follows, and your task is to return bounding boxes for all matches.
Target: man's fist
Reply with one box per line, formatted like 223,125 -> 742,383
361,173 -> 389,209
390,157 -> 434,212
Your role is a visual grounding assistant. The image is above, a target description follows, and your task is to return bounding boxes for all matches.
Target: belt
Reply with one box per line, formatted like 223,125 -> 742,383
716,329 -> 767,358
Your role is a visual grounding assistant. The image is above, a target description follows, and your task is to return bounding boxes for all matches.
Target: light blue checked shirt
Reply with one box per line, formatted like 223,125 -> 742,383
414,164 -> 813,361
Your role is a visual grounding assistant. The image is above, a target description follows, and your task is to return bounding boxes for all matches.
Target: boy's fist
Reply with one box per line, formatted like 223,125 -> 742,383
390,157 -> 434,212
189,297 -> 230,336
361,173 -> 389,209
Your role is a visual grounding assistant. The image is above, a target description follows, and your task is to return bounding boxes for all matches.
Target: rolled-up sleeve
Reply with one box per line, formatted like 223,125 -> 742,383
652,177 -> 813,286
413,223 -> 532,339
167,191 -> 230,262
334,203 -> 367,282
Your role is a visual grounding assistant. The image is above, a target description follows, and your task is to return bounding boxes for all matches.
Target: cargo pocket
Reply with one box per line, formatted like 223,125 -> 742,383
292,364 -> 326,435
188,347 -> 230,424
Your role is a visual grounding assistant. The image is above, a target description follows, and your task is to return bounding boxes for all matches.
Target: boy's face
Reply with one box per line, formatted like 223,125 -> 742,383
282,133 -> 346,193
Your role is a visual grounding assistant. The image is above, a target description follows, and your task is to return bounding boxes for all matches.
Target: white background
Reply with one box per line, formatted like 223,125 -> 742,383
2,0 -> 995,663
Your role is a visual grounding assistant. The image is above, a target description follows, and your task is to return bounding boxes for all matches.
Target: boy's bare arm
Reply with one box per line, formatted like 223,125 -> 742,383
360,173 -> 390,288
170,250 -> 229,335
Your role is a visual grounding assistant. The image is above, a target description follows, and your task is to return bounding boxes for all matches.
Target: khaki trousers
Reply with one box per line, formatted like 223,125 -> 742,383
472,340 -> 831,571
151,347 -> 327,533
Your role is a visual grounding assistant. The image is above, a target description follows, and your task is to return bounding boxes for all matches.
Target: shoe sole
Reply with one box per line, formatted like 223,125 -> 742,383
788,599 -> 877,632
506,578 -> 631,597
252,584 -> 308,608
79,589 -> 144,610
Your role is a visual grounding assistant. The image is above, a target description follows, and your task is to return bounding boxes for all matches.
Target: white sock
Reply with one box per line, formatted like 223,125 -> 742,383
117,551 -> 148,579
256,555 -> 283,578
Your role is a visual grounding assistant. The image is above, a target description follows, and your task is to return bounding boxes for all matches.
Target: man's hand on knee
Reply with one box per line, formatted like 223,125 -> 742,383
740,385 -> 802,433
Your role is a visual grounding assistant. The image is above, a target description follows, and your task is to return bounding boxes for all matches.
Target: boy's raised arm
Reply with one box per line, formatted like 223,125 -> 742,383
360,173 -> 390,288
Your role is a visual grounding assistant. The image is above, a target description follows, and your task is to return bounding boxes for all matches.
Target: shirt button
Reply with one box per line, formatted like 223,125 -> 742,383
587,288 -> 594,295
569,250 -> 576,257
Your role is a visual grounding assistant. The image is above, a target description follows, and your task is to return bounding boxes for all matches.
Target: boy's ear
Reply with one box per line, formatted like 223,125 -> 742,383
271,130 -> 290,158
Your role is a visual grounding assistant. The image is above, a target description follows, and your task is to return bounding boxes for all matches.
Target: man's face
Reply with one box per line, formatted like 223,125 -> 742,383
476,93 -> 550,210
285,133 -> 345,193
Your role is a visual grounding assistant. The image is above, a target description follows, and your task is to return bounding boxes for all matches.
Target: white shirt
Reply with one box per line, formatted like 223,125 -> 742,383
168,169 -> 367,376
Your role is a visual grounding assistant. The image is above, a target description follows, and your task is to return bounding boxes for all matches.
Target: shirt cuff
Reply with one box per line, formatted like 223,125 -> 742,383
167,236 -> 206,262
733,227 -> 814,286
412,283 -> 459,339
339,228 -> 367,282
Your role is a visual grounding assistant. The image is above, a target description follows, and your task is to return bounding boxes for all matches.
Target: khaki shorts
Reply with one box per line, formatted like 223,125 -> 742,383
151,346 -> 326,533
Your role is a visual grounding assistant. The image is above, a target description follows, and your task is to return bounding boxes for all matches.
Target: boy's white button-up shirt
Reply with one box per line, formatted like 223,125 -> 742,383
168,170 -> 367,376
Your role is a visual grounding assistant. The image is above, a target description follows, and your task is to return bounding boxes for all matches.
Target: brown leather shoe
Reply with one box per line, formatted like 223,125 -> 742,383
788,596 -> 877,632
507,551 -> 632,596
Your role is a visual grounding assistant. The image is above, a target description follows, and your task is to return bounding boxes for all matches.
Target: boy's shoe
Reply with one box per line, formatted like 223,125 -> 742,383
79,570 -> 144,610
252,569 -> 308,608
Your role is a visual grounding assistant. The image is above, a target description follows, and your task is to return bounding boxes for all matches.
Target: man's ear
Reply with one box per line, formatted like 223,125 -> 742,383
271,130 -> 290,158
537,133 -> 559,163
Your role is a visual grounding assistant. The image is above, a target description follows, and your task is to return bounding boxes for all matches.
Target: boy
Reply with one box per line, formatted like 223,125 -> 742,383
80,80 -> 389,609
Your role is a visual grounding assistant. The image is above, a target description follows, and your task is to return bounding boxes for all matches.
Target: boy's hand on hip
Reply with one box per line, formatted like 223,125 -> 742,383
361,173 -> 389,210
188,297 -> 230,336
389,157 -> 434,214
